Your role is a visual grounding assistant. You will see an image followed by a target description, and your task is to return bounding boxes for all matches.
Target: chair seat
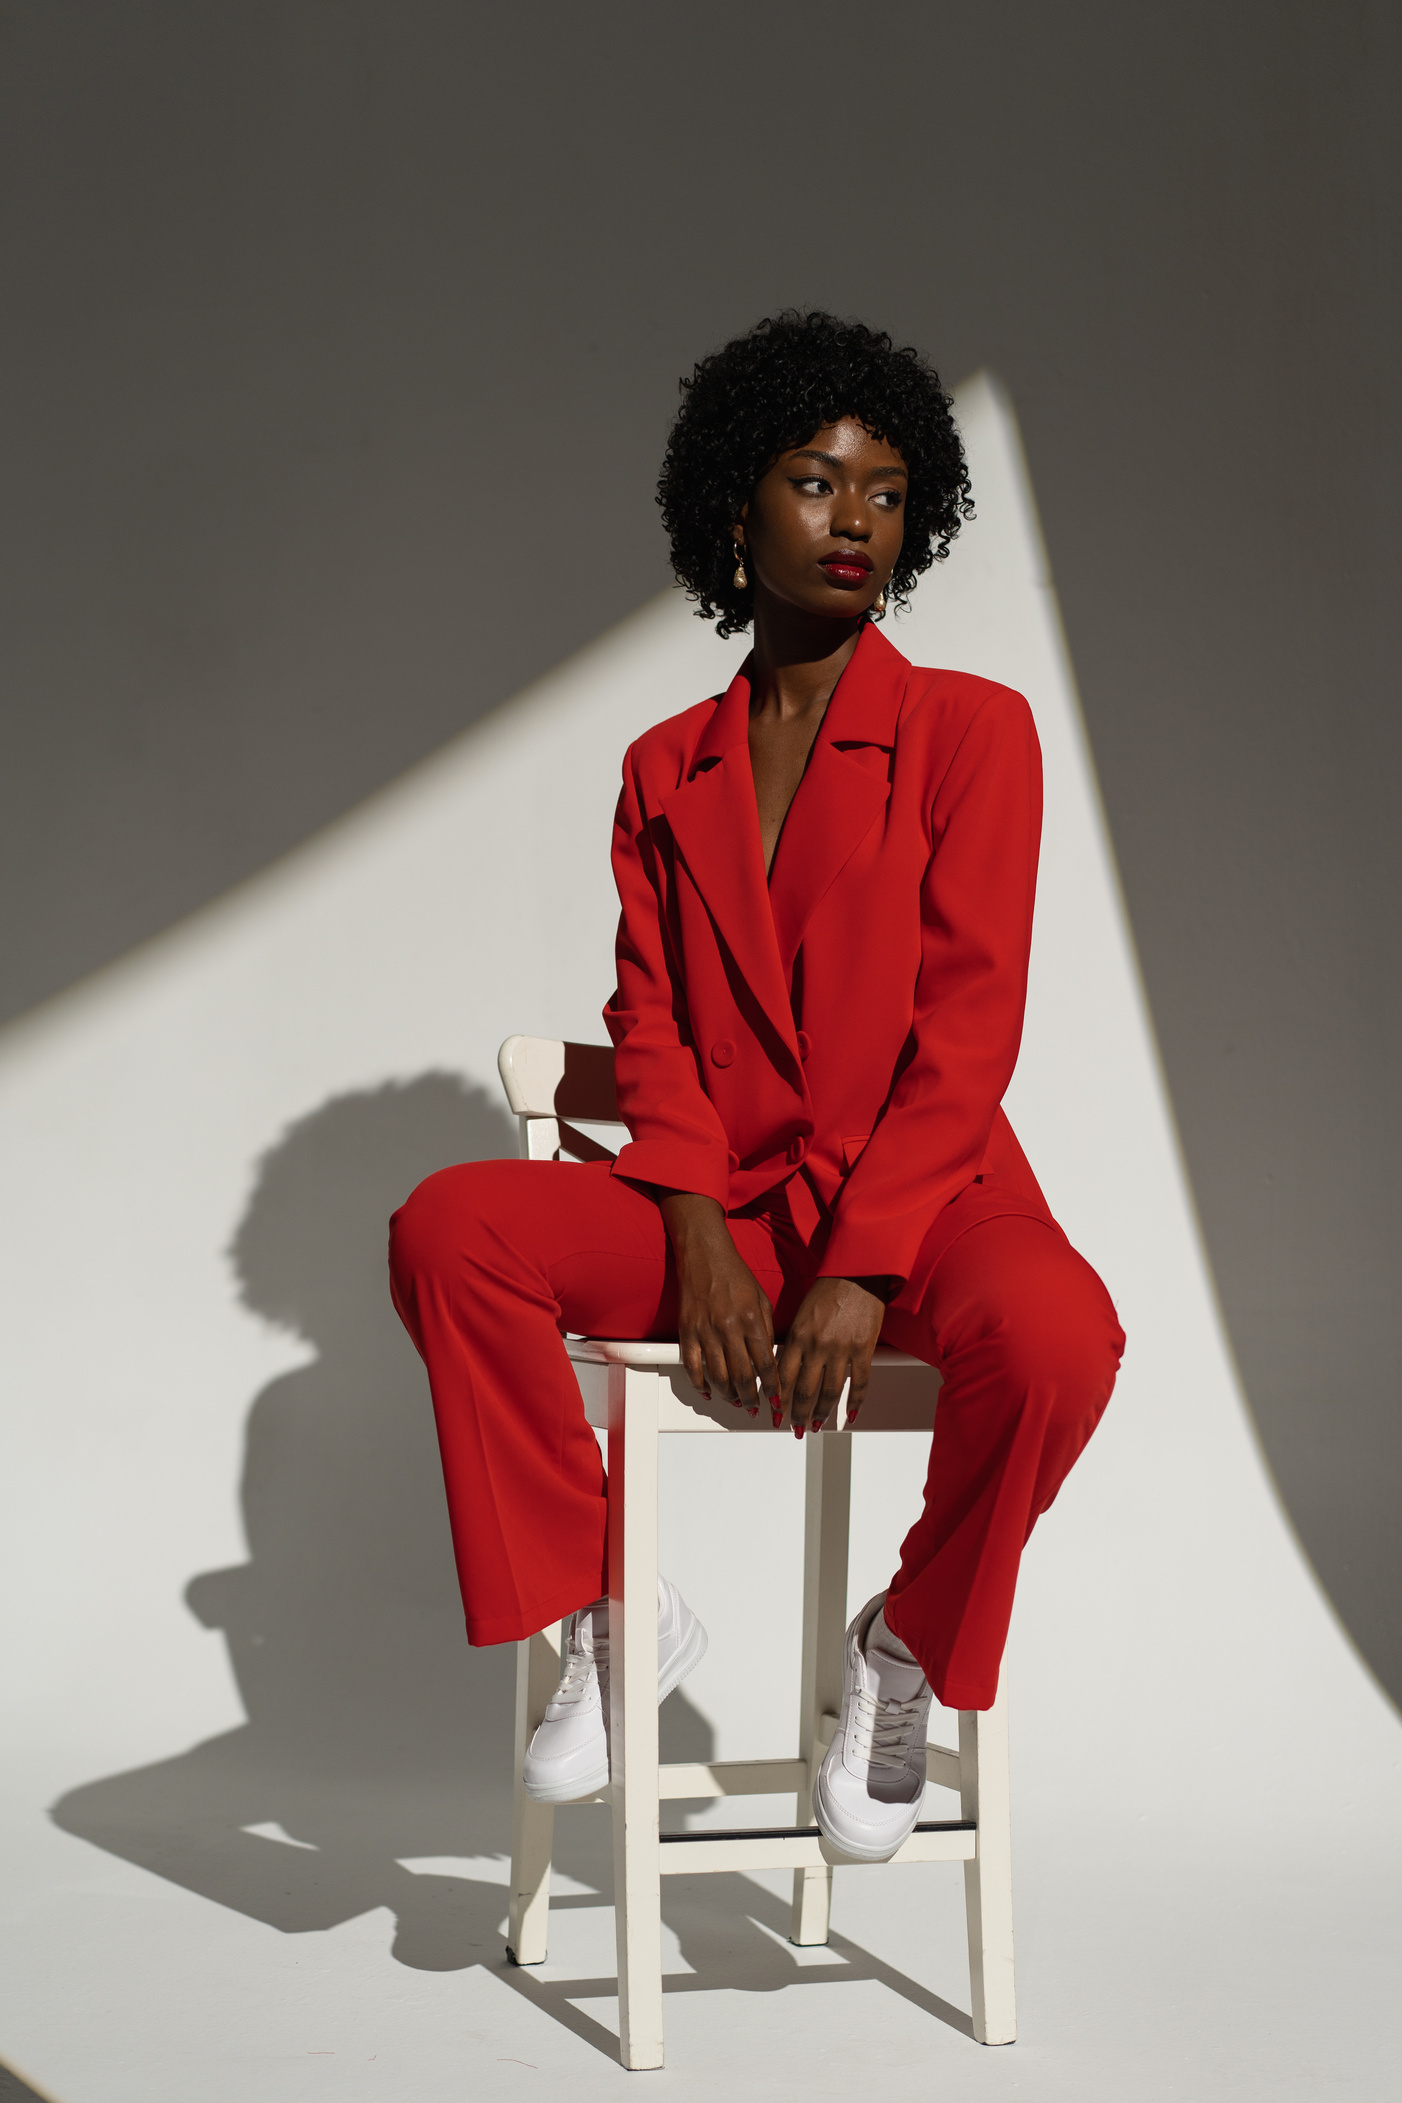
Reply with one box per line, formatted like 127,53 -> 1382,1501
566,1337 -> 928,1368
565,1337 -> 941,1434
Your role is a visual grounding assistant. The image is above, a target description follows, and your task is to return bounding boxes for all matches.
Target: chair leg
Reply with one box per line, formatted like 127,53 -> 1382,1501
959,1670 -> 1016,2044
506,1625 -> 561,1965
608,1363 -> 664,2070
790,1431 -> 852,1945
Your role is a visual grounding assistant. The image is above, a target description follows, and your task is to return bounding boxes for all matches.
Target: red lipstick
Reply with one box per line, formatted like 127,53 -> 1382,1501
819,550 -> 874,586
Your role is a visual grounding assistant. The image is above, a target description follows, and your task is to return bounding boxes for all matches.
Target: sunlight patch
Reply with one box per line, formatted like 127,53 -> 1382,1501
240,1821 -> 319,1850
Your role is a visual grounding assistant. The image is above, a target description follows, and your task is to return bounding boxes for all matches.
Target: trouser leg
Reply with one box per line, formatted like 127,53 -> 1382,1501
388,1159 -> 680,1646
880,1215 -> 1124,1709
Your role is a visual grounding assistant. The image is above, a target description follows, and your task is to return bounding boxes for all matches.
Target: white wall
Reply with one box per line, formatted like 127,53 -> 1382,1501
3,377 -> 1398,2102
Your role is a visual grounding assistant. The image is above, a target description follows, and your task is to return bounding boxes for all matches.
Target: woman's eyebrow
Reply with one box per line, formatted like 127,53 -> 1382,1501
787,447 -> 908,479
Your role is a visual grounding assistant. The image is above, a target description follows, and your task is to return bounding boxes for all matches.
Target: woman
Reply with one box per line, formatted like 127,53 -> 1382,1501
390,311 -> 1123,1864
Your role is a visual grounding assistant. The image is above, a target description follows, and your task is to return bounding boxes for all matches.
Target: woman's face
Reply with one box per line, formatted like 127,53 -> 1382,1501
738,416 -> 906,624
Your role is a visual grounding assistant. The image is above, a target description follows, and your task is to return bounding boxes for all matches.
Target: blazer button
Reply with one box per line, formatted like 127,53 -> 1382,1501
796,1030 -> 811,1061
787,1135 -> 806,1165
711,1039 -> 735,1068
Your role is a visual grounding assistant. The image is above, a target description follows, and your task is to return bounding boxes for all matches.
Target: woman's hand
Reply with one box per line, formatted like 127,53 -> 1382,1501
659,1193 -> 779,1417
777,1276 -> 887,1434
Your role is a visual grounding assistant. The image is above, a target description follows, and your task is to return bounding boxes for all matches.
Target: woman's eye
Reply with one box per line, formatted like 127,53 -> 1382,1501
874,490 -> 904,508
794,476 -> 831,494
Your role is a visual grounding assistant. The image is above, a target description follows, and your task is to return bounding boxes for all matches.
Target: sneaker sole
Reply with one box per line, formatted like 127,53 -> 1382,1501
522,1750 -> 611,1805
812,1774 -> 922,1863
658,1613 -> 708,1705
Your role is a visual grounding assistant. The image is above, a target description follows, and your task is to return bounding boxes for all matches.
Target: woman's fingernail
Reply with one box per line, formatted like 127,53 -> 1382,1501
794,1425 -> 804,1440
747,1404 -> 759,1417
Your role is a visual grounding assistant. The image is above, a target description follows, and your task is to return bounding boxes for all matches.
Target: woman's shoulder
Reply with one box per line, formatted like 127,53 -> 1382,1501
893,653 -> 1032,733
621,693 -> 726,787
845,626 -> 1034,746
885,661 -> 1037,777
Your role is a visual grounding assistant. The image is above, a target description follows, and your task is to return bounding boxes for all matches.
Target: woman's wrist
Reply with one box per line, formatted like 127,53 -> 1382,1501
657,1189 -> 729,1254
816,1271 -> 896,1306
847,1274 -> 898,1305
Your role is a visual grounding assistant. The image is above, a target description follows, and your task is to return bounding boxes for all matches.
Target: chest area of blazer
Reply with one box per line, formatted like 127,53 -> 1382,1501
642,749 -> 933,1075
655,741 -> 928,962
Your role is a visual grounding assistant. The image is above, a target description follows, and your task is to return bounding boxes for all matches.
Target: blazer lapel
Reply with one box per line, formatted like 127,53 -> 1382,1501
767,624 -> 907,971
657,664 -> 801,1068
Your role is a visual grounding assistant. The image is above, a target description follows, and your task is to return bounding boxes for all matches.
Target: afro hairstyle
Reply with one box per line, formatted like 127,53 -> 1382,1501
657,310 -> 972,638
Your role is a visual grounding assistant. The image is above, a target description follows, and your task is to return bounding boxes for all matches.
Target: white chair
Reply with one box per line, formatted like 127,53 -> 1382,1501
496,1035 -> 1015,2071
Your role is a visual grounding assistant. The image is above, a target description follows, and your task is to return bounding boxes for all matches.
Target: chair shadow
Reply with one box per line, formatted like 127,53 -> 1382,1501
499,1868 -> 976,2061
50,1071 -> 971,2053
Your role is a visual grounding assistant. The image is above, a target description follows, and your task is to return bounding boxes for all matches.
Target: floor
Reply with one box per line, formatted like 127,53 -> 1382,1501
5,1742 -> 1397,2101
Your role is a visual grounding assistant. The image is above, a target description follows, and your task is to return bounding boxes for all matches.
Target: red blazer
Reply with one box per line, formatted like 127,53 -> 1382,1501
603,622 -> 1055,1289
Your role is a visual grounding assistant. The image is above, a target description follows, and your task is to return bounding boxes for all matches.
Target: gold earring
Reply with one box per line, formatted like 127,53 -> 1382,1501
873,581 -> 888,615
732,543 -> 748,590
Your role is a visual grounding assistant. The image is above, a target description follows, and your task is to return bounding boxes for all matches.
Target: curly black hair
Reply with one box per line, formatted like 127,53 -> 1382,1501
657,310 -> 972,638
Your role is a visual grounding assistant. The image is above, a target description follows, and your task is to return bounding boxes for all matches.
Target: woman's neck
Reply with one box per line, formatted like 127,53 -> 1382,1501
748,589 -> 865,723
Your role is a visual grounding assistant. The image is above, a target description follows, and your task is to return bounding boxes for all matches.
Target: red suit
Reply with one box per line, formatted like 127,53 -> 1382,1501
391,625 -> 1122,1707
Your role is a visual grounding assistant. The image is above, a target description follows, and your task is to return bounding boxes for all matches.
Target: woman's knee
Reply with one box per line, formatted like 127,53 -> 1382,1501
1004,1242 -> 1123,1410
388,1158 -> 514,1290
944,1220 -> 1124,1406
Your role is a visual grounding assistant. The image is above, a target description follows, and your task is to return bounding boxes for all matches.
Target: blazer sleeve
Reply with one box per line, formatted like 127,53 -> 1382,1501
819,688 -> 1043,1286
603,744 -> 734,1206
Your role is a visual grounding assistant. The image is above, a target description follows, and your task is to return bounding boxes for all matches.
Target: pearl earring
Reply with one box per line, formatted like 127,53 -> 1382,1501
732,544 -> 748,590
873,582 -> 887,615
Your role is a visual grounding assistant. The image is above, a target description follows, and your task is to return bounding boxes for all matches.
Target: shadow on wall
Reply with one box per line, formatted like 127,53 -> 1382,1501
0,2062 -> 55,2103
50,1070 -> 987,2047
52,1071 -> 714,1971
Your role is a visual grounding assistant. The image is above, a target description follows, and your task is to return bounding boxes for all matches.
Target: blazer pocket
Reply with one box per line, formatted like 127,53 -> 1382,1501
841,1134 -> 871,1175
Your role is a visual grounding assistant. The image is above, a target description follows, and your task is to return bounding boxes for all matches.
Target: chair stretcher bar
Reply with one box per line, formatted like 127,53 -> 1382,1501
657,1821 -> 976,1874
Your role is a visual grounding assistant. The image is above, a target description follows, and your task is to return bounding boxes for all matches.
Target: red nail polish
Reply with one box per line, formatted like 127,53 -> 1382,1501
794,1425 -> 804,1440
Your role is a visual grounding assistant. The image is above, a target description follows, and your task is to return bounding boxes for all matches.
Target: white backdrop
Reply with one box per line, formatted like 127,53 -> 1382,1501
3,379 -> 1398,2102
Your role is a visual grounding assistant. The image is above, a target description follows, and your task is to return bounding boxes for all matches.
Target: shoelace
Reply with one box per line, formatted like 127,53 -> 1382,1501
848,1684 -> 926,1773
555,1643 -> 596,1706
554,1616 -> 610,1708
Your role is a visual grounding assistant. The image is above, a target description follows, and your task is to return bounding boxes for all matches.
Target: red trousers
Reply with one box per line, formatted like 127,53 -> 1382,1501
389,1161 -> 1123,1709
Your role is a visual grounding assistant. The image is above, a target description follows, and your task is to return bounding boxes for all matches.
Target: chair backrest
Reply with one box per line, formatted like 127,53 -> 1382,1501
498,1035 -> 622,1163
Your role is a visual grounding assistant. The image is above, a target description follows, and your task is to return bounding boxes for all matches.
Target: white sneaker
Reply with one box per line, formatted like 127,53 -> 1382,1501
521,1575 -> 706,1804
654,1573 -> 709,1705
813,1594 -> 933,1861
519,1603 -> 609,1804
